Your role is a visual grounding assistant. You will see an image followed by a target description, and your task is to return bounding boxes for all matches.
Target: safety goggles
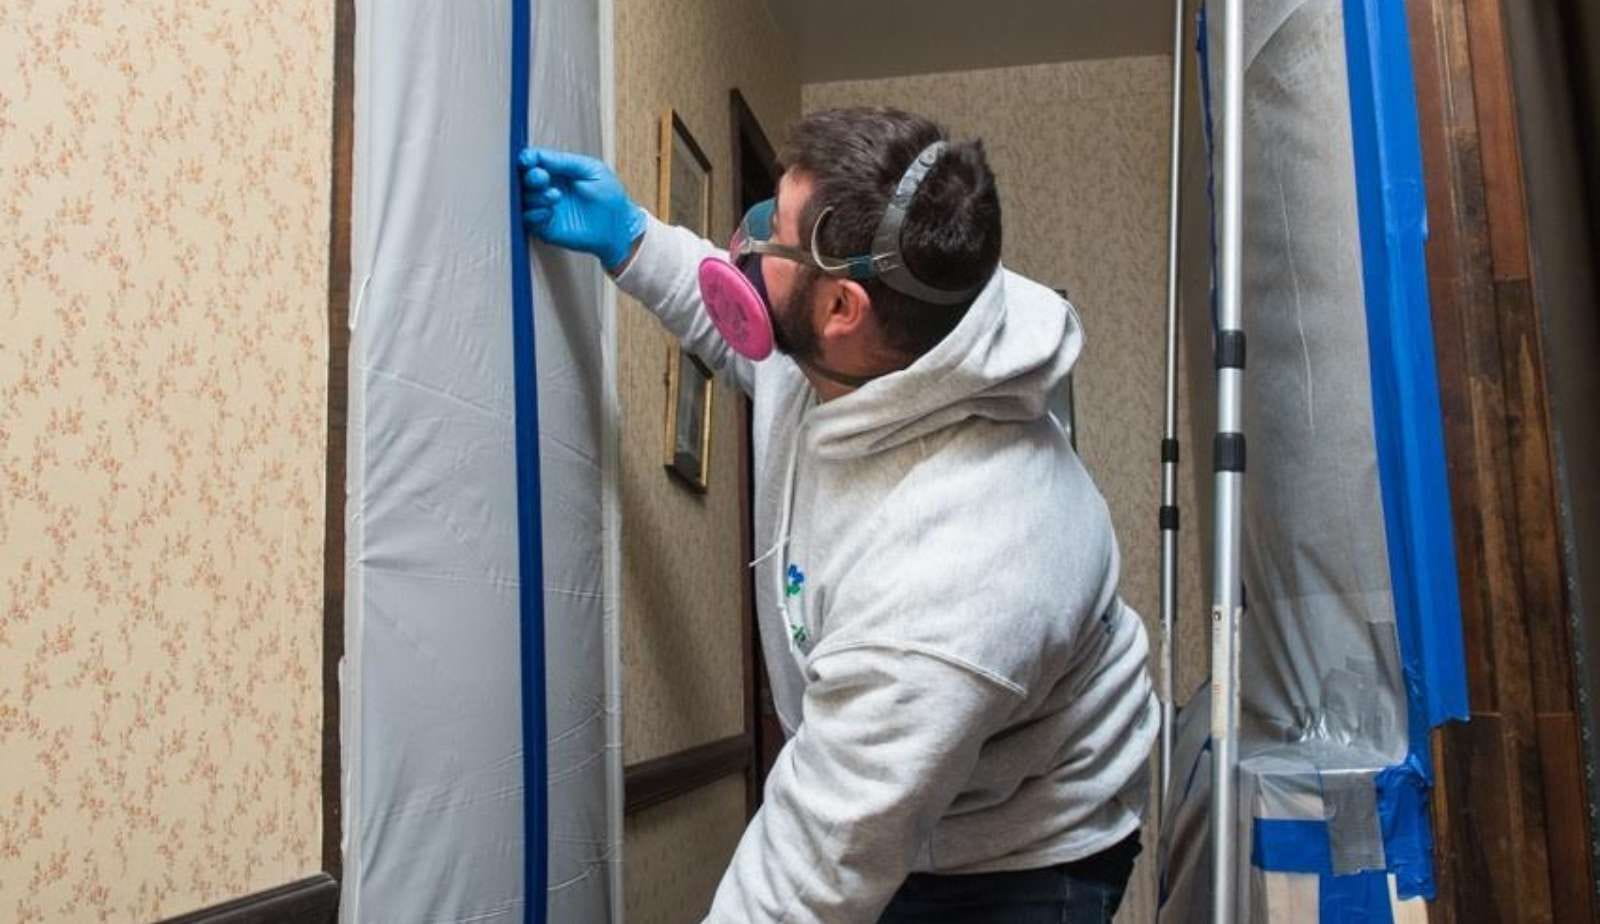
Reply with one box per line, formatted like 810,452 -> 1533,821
726,198 -> 873,280
696,142 -> 985,363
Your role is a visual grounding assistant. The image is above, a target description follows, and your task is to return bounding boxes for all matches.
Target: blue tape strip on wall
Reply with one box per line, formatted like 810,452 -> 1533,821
508,0 -> 549,920
1342,0 -> 1468,902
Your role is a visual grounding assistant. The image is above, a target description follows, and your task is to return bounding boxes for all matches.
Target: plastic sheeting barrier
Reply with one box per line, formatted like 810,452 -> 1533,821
1160,0 -> 1466,920
342,0 -> 616,920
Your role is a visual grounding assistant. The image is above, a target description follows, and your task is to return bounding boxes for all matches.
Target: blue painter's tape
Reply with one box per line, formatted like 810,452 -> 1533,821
1321,871 -> 1397,924
1375,760 -> 1435,900
1340,0 -> 1468,742
1342,0 -> 1468,903
508,0 -> 548,920
1253,819 -> 1333,874
1254,819 -> 1396,922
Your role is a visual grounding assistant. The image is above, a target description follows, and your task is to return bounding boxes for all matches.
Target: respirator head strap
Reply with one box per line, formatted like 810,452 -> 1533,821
864,141 -> 985,306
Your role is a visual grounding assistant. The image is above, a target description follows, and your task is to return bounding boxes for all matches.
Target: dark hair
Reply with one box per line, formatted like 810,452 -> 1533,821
780,107 -> 1002,359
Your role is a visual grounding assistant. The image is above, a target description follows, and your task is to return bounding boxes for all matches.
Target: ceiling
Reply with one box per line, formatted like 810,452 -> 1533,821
763,0 -> 1171,85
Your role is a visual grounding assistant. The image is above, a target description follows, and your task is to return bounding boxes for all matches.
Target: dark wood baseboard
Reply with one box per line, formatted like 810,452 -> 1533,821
624,734 -> 752,816
159,874 -> 338,924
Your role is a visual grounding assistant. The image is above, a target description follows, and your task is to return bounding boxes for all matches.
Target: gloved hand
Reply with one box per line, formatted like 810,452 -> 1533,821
518,147 -> 647,271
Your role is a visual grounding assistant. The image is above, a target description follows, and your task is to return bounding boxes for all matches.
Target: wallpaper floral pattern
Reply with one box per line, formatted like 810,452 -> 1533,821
0,2 -> 332,920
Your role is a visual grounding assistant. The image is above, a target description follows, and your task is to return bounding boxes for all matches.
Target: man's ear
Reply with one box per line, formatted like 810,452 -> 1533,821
818,278 -> 872,343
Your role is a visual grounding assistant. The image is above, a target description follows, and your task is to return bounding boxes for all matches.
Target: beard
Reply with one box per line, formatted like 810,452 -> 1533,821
771,266 -> 823,364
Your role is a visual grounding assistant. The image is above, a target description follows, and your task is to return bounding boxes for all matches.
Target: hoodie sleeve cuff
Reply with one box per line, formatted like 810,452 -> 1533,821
608,214 -> 756,394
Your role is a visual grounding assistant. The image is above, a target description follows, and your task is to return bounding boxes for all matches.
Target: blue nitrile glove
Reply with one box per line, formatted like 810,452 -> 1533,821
518,147 -> 647,271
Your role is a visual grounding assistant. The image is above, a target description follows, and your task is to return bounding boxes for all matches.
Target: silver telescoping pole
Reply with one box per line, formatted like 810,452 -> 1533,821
1210,0 -> 1246,920
1157,0 -> 1186,825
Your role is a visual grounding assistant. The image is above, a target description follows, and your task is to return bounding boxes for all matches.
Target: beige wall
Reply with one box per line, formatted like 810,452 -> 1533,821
0,3 -> 332,921
612,0 -> 799,920
805,56 -> 1205,922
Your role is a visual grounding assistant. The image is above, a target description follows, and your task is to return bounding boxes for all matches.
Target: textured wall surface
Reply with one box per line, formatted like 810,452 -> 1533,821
0,2 -> 332,920
614,0 -> 798,766
806,56 -> 1204,923
624,776 -> 747,924
613,0 -> 799,919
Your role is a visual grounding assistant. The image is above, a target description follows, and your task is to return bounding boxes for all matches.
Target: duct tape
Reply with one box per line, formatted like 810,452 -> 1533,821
1322,769 -> 1386,875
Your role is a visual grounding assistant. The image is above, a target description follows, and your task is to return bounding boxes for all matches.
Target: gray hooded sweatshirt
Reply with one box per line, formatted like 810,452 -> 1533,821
615,216 -> 1157,923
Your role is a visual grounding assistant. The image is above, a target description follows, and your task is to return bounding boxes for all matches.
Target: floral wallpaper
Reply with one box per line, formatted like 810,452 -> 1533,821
806,56 -> 1200,924
0,2 -> 332,920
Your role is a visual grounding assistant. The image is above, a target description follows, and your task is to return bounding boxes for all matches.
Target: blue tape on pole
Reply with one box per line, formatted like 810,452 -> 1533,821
1342,0 -> 1468,902
508,0 -> 548,920
1194,4 -> 1221,335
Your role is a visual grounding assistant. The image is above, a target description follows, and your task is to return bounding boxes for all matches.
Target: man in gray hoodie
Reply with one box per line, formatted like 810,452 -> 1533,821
519,107 -> 1157,924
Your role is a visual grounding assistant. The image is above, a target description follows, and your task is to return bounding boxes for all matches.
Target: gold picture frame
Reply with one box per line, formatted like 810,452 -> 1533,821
663,347 -> 714,492
659,109 -> 712,235
659,110 -> 714,492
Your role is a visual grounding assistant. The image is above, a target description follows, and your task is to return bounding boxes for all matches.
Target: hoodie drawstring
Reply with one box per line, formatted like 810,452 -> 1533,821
747,400 -> 810,663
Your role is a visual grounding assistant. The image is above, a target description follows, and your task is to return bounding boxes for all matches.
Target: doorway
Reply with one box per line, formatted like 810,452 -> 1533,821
730,88 -> 784,814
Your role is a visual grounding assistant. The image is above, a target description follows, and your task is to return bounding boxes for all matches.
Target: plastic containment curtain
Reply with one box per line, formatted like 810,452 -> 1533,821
342,0 -> 620,921
1160,1 -> 1468,921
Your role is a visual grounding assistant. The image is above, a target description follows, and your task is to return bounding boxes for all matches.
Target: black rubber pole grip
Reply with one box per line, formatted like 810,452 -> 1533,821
1214,432 -> 1247,472
1215,330 -> 1246,370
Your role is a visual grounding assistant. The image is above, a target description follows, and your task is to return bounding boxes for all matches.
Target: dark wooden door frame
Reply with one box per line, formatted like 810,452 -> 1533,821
1406,0 -> 1597,919
321,0 -> 355,886
730,88 -> 782,819
159,875 -> 339,924
617,90 -> 781,820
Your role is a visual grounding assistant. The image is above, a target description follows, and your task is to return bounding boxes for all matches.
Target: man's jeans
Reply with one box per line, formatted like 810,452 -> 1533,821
877,832 -> 1141,923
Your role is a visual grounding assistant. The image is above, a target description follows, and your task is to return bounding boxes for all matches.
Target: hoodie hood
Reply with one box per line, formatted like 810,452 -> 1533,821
807,266 -> 1083,460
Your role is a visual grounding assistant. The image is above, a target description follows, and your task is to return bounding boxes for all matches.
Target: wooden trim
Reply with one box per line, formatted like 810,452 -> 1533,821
320,0 -> 356,882
730,88 -> 779,182
662,343 -> 714,492
729,87 -> 770,820
158,874 -> 338,924
737,391 -> 759,818
730,96 -> 755,814
657,109 -> 713,234
624,734 -> 751,816
1462,0 -> 1530,280
1407,0 -> 1596,918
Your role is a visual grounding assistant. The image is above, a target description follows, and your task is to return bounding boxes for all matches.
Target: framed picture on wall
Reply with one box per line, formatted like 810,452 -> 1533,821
659,109 -> 712,235
659,110 -> 715,492
664,346 -> 714,492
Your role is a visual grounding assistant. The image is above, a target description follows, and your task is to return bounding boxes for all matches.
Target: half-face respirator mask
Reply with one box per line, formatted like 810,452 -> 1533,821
694,141 -> 985,367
